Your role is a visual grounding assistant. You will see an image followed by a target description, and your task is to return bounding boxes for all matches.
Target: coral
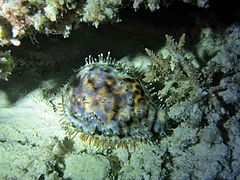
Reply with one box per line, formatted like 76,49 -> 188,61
0,0 -> 123,45
0,0 -> 211,46
140,25 -> 240,178
0,50 -> 14,81
144,27 -> 239,120
144,34 -> 201,108
0,12 -> 239,179
0,0 -> 73,45
80,0 -> 122,28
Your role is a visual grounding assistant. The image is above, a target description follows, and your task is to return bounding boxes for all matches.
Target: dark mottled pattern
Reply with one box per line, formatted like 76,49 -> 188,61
63,62 -> 156,141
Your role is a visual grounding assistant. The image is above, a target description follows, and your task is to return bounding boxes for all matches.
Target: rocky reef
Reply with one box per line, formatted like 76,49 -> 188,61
0,1 -> 239,179
0,0 -> 209,47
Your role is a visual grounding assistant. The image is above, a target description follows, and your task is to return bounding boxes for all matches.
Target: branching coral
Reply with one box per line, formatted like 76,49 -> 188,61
144,34 -> 202,108
144,27 -> 240,142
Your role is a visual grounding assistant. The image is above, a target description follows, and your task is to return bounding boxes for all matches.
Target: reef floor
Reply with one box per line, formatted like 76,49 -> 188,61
0,7 -> 240,179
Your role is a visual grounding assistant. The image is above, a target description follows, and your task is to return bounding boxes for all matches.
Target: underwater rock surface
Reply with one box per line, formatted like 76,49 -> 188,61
0,0 -> 211,46
0,6 -> 240,180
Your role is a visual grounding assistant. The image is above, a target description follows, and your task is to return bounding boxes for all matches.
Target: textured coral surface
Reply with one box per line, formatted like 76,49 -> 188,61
0,3 -> 240,179
0,0 -> 211,46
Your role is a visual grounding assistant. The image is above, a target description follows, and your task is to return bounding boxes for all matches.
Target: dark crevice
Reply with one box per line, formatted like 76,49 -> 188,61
155,118 -> 182,138
161,150 -> 173,179
46,156 -> 66,178
107,155 -> 121,179
211,71 -> 224,86
216,114 -> 230,144
38,174 -> 45,180
213,94 -> 232,144
225,103 -> 237,117
200,111 -> 210,128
